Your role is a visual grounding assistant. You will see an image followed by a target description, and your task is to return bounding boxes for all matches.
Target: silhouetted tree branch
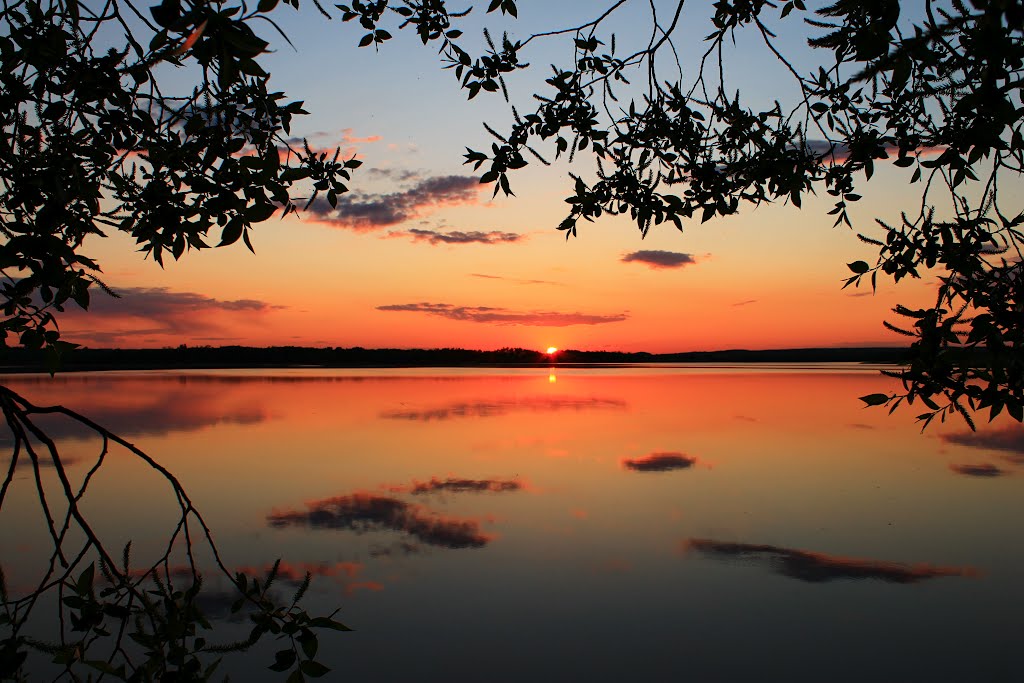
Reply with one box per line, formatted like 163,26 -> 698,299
458,0 -> 1023,428
0,385 -> 349,680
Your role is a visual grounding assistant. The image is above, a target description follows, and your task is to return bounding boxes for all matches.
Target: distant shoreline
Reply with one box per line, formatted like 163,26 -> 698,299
0,345 -> 910,374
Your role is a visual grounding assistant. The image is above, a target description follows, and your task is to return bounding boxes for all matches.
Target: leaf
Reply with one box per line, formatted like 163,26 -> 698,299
300,660 -> 331,677
847,260 -> 870,274
269,649 -> 296,672
76,563 -> 95,595
84,660 -> 123,676
859,394 -> 890,407
308,617 -> 352,631
280,167 -> 311,183
245,202 -> 278,224
219,218 -> 244,246
298,630 -> 318,659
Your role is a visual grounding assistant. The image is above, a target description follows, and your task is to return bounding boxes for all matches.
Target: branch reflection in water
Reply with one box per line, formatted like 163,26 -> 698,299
2,368 -> 1022,681
683,539 -> 980,584
0,385 -> 347,681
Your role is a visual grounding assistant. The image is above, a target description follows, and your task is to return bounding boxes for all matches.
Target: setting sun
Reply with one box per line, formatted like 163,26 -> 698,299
546,347 -> 558,354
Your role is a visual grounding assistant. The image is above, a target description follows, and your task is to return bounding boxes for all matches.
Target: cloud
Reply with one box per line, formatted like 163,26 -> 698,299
732,299 -> 758,307
471,274 -> 561,286
380,396 -> 626,421
376,302 -> 627,326
683,539 -> 979,584
268,492 -> 492,549
303,175 -> 479,230
60,287 -> 280,346
390,228 -> 524,245
622,452 -> 697,472
803,140 -> 944,163
235,560 -> 363,583
0,375 -> 267,442
279,128 -> 382,147
366,168 -> 421,182
369,541 -> 424,558
621,250 -> 697,269
2,453 -> 82,469
88,288 -> 272,316
277,128 -> 382,161
398,477 -> 524,495
234,560 -> 375,596
941,425 -> 1024,455
949,463 -> 1007,478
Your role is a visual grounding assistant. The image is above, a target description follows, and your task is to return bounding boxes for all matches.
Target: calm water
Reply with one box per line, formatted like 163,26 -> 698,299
2,367 -> 1023,681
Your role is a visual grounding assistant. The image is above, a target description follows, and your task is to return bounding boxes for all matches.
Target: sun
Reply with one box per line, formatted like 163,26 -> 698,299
546,346 -> 558,355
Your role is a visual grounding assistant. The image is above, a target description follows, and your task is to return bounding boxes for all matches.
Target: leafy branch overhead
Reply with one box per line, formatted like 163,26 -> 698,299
457,0 -> 1023,429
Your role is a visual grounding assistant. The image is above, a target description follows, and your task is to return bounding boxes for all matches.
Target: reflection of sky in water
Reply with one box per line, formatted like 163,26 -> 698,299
2,369 -> 1023,681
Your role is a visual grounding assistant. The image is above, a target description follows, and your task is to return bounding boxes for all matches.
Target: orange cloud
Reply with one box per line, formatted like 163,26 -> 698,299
471,273 -> 561,286
302,175 -> 480,231
805,140 -> 945,164
276,128 -> 381,162
387,228 -> 524,245
621,251 -> 698,269
376,302 -> 627,327
60,286 -> 282,348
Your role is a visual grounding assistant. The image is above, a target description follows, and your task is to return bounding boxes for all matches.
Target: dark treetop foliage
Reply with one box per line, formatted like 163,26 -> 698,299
0,0 -> 1021,428
460,0 -> 1024,429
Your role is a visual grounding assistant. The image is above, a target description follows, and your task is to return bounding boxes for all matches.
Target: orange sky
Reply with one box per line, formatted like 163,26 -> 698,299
55,3 -> 959,353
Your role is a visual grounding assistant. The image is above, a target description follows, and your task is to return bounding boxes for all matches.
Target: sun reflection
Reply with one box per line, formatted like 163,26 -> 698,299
548,373 -> 557,384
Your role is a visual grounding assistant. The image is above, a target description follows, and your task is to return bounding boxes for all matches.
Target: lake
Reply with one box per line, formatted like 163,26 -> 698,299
2,366 -> 1022,681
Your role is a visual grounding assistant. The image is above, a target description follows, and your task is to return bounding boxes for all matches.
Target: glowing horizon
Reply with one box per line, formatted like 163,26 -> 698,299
52,2 -> 966,354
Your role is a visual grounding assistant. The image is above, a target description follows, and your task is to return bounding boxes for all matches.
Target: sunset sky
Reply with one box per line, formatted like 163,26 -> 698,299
62,0 -> 953,352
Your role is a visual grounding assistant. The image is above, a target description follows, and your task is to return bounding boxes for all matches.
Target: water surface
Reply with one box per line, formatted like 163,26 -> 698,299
2,367 -> 1021,681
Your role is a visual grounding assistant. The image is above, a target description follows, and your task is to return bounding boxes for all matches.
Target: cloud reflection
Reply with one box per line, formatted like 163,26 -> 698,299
380,396 -> 626,421
234,561 -> 378,596
949,463 -> 1007,478
684,539 -> 979,583
400,477 -> 523,495
3,384 -> 266,442
941,424 -> 1024,456
622,452 -> 696,472
268,492 -> 491,549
